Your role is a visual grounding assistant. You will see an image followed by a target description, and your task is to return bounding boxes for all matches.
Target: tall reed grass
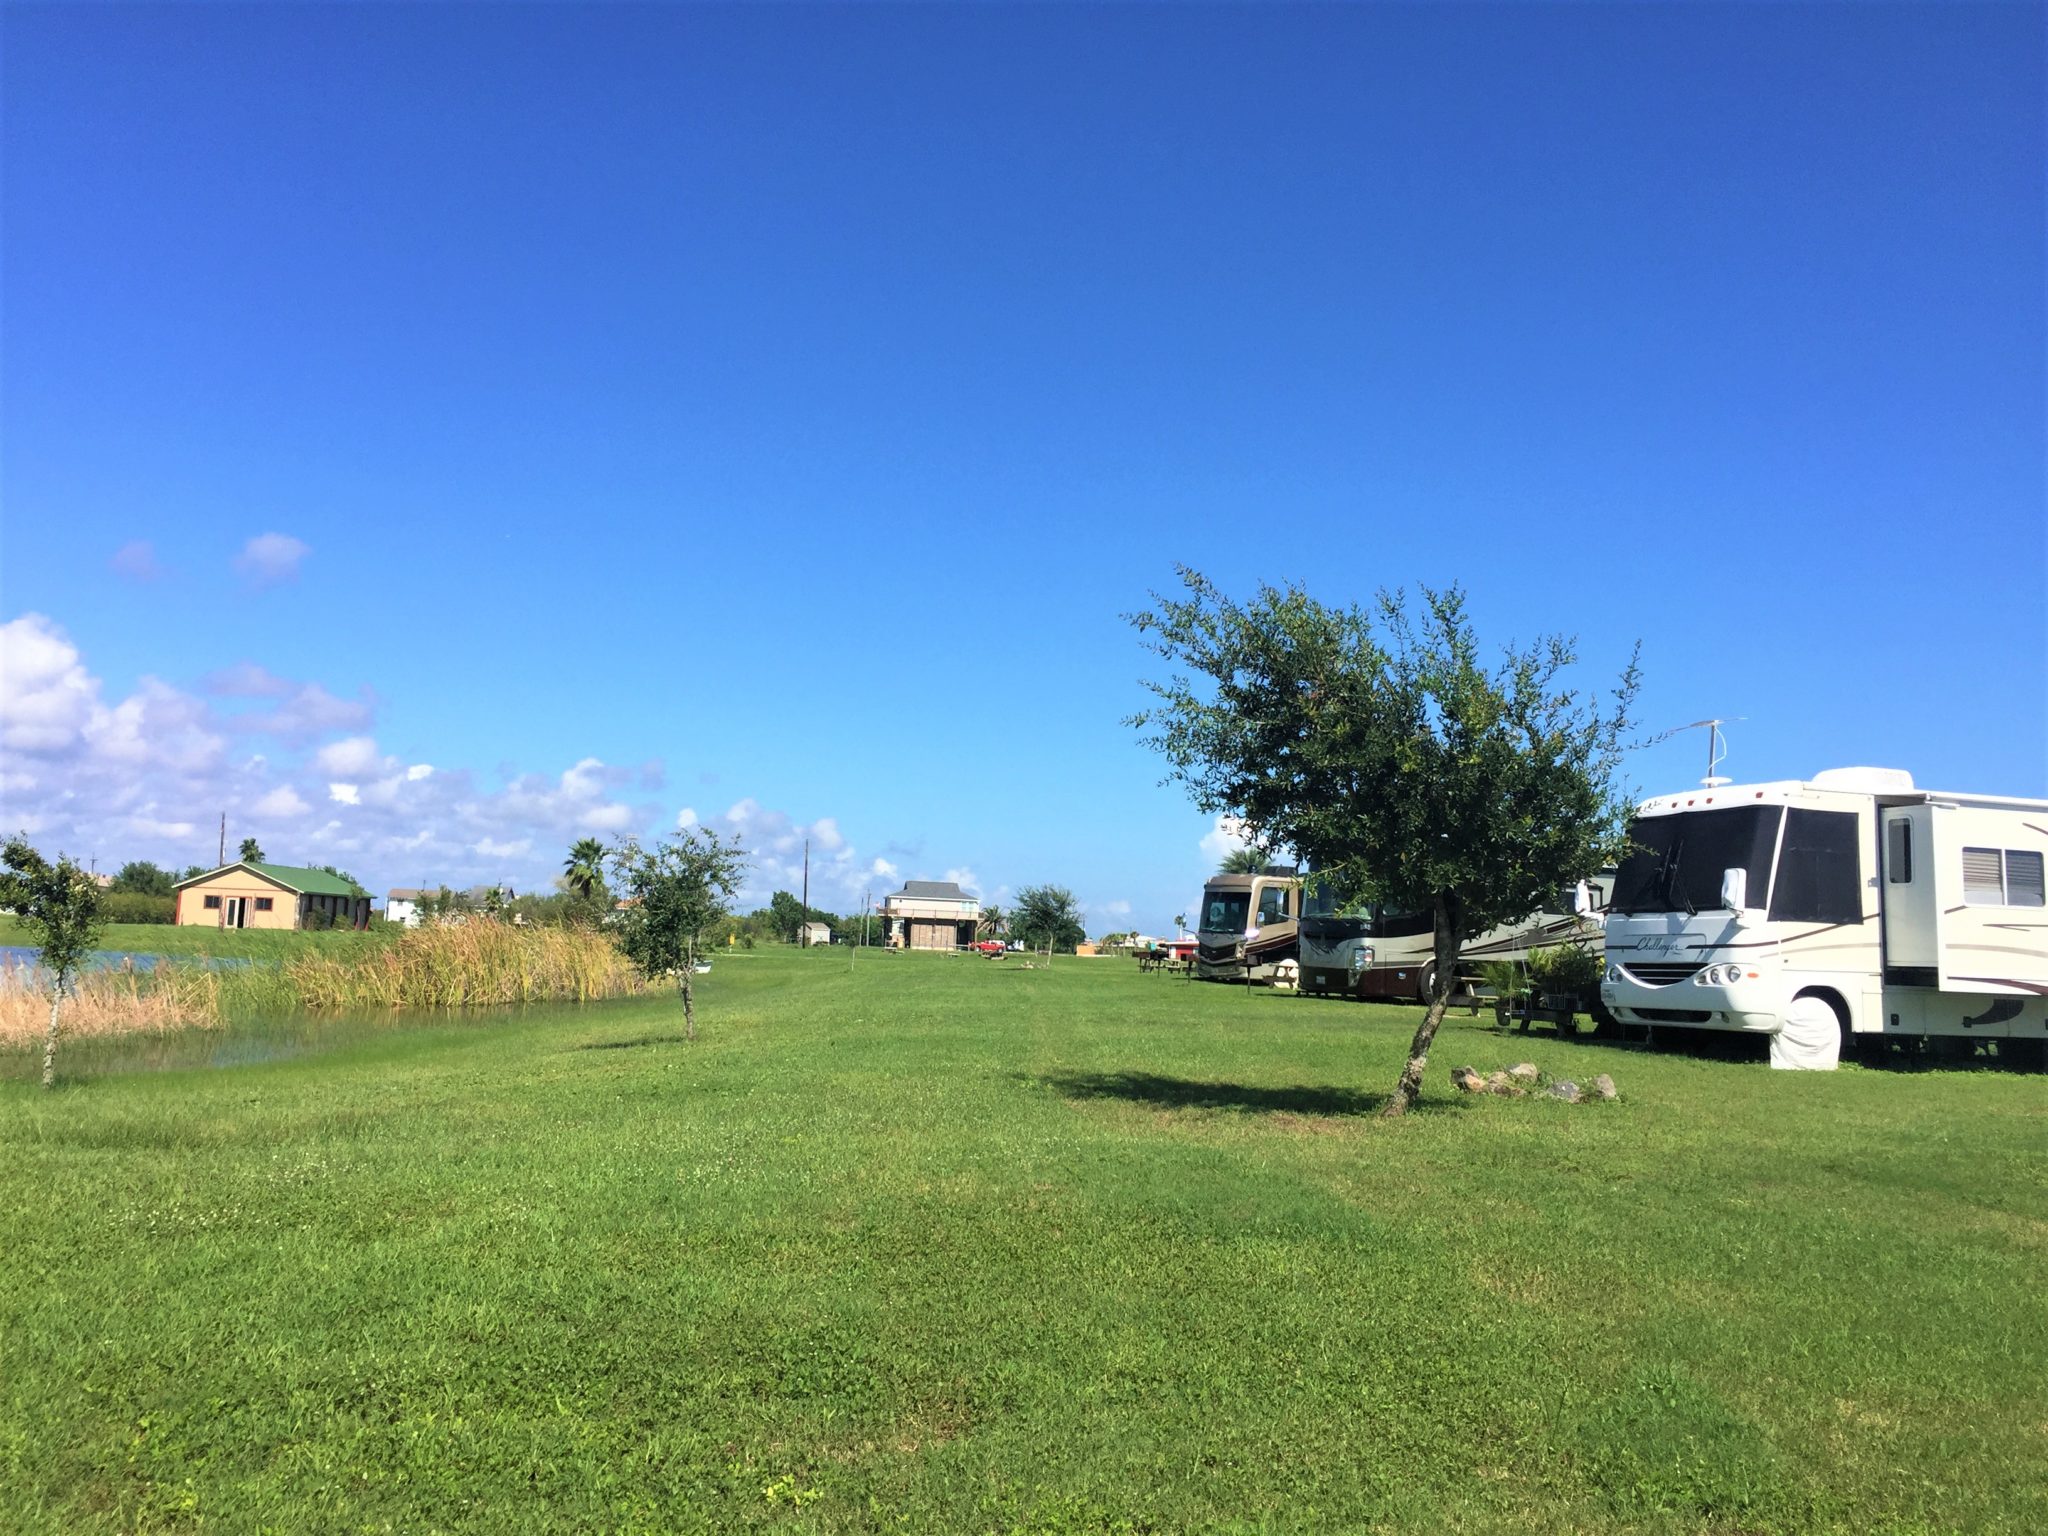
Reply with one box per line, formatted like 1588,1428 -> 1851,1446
284,919 -> 646,1010
0,957 -> 223,1048
1,922 -> 644,1047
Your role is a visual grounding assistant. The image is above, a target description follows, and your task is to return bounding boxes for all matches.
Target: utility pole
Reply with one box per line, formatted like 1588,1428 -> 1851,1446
800,838 -> 810,947
218,812 -> 226,868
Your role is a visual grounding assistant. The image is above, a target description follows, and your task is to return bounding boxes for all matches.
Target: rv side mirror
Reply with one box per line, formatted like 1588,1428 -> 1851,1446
1720,868 -> 1747,911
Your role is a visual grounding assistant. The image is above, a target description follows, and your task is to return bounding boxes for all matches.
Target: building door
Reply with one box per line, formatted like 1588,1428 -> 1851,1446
223,896 -> 246,929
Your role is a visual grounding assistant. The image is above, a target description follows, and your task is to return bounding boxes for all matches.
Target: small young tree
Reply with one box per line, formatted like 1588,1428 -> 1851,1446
1130,571 -> 1637,1116
1010,884 -> 1086,954
1,835 -> 109,1090
609,829 -> 747,1041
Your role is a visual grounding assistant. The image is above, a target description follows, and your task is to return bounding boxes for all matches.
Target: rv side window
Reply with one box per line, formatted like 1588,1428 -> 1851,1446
1886,820 -> 1912,883
1258,887 -> 1290,923
1962,848 -> 2004,905
2005,850 -> 2044,908
1769,810 -> 1862,925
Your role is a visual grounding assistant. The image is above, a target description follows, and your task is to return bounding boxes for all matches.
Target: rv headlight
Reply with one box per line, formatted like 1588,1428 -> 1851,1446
1605,965 -> 1622,983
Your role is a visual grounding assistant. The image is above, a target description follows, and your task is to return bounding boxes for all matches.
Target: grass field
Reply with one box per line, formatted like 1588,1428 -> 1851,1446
3,949 -> 2042,1534
0,915 -> 393,963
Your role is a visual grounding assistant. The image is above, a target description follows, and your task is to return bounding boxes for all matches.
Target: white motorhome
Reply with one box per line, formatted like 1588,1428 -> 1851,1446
1599,768 -> 2048,1068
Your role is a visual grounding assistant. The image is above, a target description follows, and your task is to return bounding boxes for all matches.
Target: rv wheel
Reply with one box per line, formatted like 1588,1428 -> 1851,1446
1415,963 -> 1437,1005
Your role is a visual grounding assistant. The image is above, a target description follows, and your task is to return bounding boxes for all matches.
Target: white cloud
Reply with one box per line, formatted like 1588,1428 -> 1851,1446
1199,814 -> 1253,864
234,532 -> 310,587
313,735 -> 385,776
203,662 -> 290,698
943,865 -> 981,895
252,785 -> 309,818
0,613 -> 100,751
1,618 -> 927,916
111,540 -> 163,582
1096,898 -> 1132,917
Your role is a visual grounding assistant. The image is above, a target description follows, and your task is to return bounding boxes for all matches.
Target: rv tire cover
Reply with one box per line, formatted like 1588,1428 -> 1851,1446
1770,996 -> 1842,1071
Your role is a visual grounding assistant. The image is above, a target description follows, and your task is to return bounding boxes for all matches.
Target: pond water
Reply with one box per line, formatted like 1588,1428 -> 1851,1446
0,999 -> 594,1083
0,945 -> 252,974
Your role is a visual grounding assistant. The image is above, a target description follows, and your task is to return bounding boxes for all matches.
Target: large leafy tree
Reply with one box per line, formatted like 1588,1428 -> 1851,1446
1130,571 -> 1637,1116
111,860 -> 175,898
1,835 -> 109,1090
767,890 -> 807,944
1009,885 -> 1086,954
609,829 -> 748,1041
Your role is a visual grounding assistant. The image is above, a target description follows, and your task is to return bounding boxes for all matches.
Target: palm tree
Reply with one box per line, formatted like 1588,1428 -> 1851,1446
238,837 -> 265,864
978,904 -> 1005,940
1219,847 -> 1266,874
563,838 -> 608,901
1173,912 -> 1187,938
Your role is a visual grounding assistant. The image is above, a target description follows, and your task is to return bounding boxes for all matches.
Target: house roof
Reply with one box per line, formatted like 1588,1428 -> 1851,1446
387,888 -> 431,901
894,880 -> 972,900
175,861 -> 363,898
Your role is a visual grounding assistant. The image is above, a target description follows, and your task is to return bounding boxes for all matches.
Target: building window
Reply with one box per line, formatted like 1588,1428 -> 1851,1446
254,897 -> 273,912
203,894 -> 221,910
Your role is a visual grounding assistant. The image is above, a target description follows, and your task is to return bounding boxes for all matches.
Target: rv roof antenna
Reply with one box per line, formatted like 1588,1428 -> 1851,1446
1645,717 -> 1745,788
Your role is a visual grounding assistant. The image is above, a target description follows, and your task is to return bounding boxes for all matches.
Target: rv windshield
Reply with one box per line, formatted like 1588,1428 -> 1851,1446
1610,806 -> 1783,915
1202,891 -> 1251,934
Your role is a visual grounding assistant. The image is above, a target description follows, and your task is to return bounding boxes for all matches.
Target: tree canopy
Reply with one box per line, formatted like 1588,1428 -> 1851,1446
1009,885 -> 1086,954
609,829 -> 748,1040
238,837 -> 265,863
1130,570 -> 1638,1114
112,860 -> 175,898
1217,847 -> 1268,875
2,835 -> 109,1089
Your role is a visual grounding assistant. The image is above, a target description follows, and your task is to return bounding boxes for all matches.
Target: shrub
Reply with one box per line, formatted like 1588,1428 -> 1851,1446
101,893 -> 174,925
1528,941 -> 1602,1001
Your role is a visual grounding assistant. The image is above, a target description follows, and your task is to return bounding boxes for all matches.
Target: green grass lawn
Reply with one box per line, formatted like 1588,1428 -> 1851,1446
3,950 -> 2042,1534
0,915 -> 392,963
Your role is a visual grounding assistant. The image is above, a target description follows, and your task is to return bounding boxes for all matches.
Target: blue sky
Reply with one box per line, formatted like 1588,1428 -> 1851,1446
4,3 -> 2042,930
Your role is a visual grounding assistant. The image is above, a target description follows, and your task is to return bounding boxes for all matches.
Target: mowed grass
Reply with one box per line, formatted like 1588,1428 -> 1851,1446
0,915 -> 393,963
2,951 -> 2043,1534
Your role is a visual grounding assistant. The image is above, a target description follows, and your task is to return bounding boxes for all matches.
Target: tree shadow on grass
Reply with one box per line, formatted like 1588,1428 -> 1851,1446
1031,1069 -> 1403,1118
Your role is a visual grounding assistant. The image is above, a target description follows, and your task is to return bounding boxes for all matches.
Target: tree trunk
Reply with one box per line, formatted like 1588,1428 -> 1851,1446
1382,894 -> 1461,1117
41,978 -> 63,1090
679,951 -> 696,1042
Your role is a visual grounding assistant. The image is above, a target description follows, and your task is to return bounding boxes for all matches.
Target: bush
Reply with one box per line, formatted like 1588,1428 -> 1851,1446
101,893 -> 174,925
1528,941 -> 1602,1001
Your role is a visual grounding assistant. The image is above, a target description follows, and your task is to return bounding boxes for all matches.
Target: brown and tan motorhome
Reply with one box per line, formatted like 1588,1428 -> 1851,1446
1194,867 -> 1303,982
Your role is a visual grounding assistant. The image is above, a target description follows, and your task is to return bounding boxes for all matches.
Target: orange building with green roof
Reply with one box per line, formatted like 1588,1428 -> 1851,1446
172,861 -> 373,931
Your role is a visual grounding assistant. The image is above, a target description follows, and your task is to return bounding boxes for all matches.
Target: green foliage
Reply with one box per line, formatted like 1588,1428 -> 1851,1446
1010,884 -> 1085,953
767,890 -> 806,943
238,837 -> 264,863
1218,846 -> 1267,874
100,893 -> 174,925
1527,940 -> 1603,1000
1130,569 -> 1638,1111
610,829 -> 748,1036
1,836 -> 106,982
1,834 -> 110,1088
561,837 -> 608,903
111,861 -> 176,898
1475,959 -> 1528,1003
0,955 -> 2037,1531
